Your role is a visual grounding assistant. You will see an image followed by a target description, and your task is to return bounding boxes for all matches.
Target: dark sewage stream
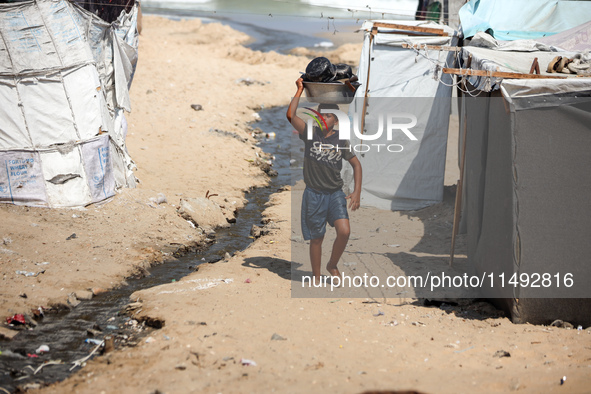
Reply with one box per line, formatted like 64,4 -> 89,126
0,106 -> 294,392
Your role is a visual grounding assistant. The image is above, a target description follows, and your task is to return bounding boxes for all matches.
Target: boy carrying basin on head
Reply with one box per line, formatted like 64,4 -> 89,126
286,77 -> 362,284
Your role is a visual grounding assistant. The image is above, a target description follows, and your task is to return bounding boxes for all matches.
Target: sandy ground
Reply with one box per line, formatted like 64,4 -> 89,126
0,15 -> 590,394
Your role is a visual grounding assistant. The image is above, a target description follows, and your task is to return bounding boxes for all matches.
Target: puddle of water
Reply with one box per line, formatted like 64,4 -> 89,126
0,106 -> 291,392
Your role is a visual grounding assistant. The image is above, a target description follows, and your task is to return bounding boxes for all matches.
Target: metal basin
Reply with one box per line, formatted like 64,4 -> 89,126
303,81 -> 361,104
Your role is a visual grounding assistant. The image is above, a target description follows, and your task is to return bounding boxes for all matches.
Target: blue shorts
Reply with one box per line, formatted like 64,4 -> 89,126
301,187 -> 349,241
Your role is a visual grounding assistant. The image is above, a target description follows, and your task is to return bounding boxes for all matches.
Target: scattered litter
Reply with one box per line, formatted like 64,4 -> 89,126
35,262 -> 50,266
24,359 -> 63,375
244,278 -> 252,283
271,333 -> 287,341
145,337 -> 156,344
70,340 -> 103,371
373,311 -> 385,317
386,244 -> 400,248
577,325 -> 583,331
493,350 -> 511,358
6,314 -> 26,325
329,299 -> 340,303
35,345 -> 50,354
15,270 -> 45,277
190,104 -> 203,111
66,233 -> 77,240
240,358 -> 257,366
186,220 -> 196,228
561,376 -> 566,385
87,328 -> 102,337
106,325 -> 118,330
175,364 -> 187,370
27,353 -> 39,358
411,321 -> 425,326
84,338 -> 103,346
150,193 -> 167,205
235,77 -> 267,86
550,319 -> 575,329
455,345 -> 474,354
388,320 -> 398,326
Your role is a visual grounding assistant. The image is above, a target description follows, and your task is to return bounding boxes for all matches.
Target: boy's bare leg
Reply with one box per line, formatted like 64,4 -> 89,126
326,218 -> 350,277
310,236 -> 324,281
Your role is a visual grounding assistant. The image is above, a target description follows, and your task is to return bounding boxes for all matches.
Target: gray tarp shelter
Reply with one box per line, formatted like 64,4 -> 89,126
342,20 -> 458,211
457,37 -> 591,325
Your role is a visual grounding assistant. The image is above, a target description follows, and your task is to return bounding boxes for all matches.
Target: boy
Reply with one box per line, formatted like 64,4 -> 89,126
286,77 -> 362,283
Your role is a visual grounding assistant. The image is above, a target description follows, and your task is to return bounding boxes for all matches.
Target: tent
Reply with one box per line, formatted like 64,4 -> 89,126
0,0 -> 139,208
454,30 -> 591,325
459,0 -> 591,41
342,20 -> 458,211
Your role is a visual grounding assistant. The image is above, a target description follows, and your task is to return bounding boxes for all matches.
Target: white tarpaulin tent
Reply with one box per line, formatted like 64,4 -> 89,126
0,0 -> 139,207
343,20 -> 458,211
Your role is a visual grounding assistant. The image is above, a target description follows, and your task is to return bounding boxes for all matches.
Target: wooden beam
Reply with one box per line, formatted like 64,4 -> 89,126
372,22 -> 448,36
443,67 -> 567,79
529,57 -> 540,75
402,43 -> 461,51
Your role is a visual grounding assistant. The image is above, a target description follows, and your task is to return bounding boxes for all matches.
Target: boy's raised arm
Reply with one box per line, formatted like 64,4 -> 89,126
286,78 -> 307,135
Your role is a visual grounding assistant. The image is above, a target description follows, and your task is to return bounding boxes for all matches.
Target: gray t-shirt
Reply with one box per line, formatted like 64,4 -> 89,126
300,127 -> 355,192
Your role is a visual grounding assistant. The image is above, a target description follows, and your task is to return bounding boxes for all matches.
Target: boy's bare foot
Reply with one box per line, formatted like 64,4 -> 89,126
326,263 -> 340,277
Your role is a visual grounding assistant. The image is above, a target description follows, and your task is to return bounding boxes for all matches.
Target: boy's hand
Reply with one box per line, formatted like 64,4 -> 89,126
295,77 -> 304,91
346,191 -> 361,211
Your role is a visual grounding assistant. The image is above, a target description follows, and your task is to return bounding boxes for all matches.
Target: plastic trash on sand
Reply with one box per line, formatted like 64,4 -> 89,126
6,314 -> 26,325
36,345 -> 50,354
240,358 -> 257,366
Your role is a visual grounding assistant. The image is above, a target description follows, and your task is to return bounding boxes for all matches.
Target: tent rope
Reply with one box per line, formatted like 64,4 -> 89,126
404,40 -> 485,97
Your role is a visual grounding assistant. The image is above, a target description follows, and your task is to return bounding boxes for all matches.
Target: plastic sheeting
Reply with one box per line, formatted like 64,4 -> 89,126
342,20 -> 457,211
0,0 -> 138,207
459,92 -> 591,324
537,21 -> 591,52
457,40 -> 591,323
457,43 -> 591,108
459,0 -> 591,41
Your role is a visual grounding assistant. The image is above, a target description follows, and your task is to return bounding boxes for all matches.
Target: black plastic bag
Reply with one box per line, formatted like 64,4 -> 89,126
334,63 -> 353,80
303,57 -> 336,82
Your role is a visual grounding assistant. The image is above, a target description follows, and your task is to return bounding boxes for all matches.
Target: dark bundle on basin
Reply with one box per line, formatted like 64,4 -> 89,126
301,57 -> 360,104
302,57 -> 356,83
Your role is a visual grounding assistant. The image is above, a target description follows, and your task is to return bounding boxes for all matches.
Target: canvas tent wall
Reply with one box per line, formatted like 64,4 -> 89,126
456,41 -> 591,325
0,0 -> 139,208
343,20 -> 458,211
459,0 -> 591,41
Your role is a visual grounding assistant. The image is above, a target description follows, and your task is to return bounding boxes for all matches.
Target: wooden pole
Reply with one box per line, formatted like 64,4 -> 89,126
402,43 -> 461,51
443,67 -> 568,79
359,27 -> 377,147
371,22 -> 449,36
